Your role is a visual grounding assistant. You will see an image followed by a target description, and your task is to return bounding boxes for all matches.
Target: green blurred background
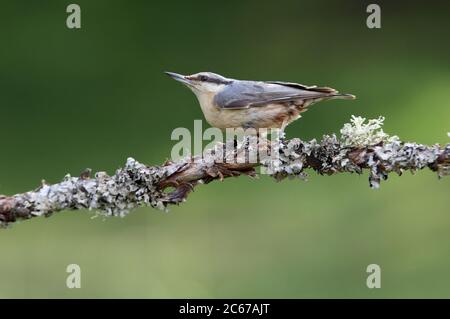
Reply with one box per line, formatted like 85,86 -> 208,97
1,0 -> 449,298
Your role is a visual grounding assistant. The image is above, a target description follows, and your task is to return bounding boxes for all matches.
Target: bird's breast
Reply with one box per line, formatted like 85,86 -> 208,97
196,93 -> 224,127
198,97 -> 300,130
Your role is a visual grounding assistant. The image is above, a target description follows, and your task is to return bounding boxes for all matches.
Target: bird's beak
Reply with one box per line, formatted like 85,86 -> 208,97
165,71 -> 193,86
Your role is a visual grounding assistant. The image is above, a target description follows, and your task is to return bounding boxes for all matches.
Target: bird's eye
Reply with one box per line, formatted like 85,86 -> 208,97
199,75 -> 208,82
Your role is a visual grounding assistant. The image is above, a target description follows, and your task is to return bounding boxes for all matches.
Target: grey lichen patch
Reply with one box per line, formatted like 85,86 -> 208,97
8,158 -> 179,224
263,134 -> 362,182
369,141 -> 443,187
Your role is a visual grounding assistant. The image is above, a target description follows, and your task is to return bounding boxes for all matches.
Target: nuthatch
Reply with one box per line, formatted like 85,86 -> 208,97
165,71 -> 355,132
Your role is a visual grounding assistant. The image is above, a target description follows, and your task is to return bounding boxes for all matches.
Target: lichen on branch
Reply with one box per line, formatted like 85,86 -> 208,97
0,116 -> 449,228
267,116 -> 449,188
340,115 -> 399,147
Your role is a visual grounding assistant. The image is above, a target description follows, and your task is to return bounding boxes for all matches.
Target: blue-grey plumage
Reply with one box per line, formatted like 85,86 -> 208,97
165,71 -> 355,131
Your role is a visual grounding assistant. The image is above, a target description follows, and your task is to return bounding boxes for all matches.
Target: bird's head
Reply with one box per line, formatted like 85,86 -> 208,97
165,71 -> 232,95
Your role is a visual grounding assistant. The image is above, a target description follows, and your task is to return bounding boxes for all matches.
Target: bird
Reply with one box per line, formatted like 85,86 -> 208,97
165,71 -> 355,133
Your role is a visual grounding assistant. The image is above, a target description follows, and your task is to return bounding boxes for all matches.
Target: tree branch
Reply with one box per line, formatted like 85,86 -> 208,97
0,116 -> 449,228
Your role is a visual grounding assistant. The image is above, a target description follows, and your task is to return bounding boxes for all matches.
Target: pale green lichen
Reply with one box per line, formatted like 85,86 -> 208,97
340,115 -> 399,147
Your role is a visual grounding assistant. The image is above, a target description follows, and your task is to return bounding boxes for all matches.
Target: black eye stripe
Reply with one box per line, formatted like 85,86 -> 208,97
195,75 -> 232,85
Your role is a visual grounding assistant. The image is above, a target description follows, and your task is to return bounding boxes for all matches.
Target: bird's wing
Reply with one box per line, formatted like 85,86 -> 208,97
214,80 -> 339,110
265,81 -> 337,93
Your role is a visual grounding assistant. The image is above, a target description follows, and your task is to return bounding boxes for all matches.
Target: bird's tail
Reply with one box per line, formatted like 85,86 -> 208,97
308,86 -> 356,100
300,91 -> 356,109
